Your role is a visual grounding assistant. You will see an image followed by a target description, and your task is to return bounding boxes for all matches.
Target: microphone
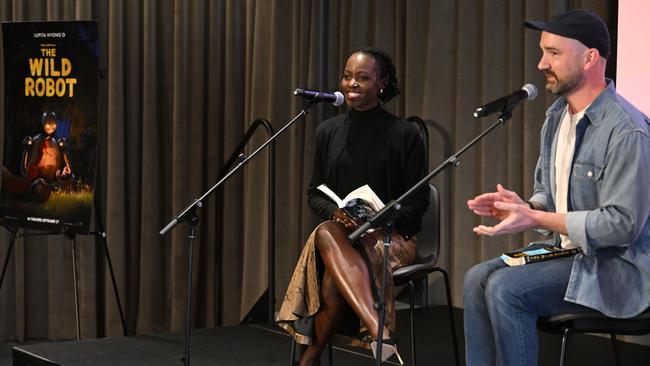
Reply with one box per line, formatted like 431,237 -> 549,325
473,84 -> 538,118
294,89 -> 345,106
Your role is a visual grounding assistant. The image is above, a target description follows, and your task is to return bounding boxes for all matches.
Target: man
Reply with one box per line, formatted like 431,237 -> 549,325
463,9 -> 650,366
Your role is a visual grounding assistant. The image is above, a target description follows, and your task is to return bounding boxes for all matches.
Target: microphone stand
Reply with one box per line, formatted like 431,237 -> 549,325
349,110 -> 515,366
160,99 -> 318,366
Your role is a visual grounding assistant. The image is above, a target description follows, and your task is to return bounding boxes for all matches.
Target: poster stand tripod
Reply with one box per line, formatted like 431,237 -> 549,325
0,193 -> 128,340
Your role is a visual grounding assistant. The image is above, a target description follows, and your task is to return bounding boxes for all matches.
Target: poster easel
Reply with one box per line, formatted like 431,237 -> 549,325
0,218 -> 128,339
0,20 -> 127,340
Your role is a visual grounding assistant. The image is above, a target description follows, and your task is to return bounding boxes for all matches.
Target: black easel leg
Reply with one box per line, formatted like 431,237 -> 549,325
93,146 -> 128,336
71,236 -> 81,340
0,228 -> 18,294
98,232 -> 128,335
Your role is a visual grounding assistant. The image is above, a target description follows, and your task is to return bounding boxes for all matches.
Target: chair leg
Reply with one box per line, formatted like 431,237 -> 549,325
289,338 -> 296,366
423,272 -> 429,307
559,328 -> 569,366
327,342 -> 333,366
610,333 -> 622,366
409,280 -> 416,366
436,268 -> 460,366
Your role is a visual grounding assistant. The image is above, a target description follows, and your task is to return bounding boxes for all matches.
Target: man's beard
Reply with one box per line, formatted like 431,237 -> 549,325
544,70 -> 582,96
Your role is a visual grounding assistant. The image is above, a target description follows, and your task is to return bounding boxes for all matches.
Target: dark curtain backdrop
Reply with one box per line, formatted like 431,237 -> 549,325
0,0 -> 616,342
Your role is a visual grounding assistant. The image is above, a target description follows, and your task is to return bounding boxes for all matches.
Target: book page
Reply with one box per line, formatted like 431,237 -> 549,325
316,184 -> 344,207
316,183 -> 385,211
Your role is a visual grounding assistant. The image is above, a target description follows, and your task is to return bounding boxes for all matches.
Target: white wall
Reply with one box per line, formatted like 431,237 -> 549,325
616,0 -> 650,116
615,2 -> 650,347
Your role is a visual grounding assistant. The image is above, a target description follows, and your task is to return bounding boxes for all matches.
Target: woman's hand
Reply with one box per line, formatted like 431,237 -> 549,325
332,208 -> 361,229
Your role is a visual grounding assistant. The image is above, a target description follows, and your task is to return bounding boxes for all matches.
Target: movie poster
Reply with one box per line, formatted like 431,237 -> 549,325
0,21 -> 98,232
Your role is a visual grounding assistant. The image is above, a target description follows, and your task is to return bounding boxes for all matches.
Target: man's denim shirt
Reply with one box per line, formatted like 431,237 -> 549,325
529,80 -> 650,318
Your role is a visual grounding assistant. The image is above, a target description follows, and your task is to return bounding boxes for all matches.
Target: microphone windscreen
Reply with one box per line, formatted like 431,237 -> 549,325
333,91 -> 344,106
522,83 -> 538,100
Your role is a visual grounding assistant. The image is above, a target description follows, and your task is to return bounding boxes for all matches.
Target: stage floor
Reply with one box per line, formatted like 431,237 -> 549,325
13,325 -> 294,366
11,324 -> 399,366
6,306 -> 650,366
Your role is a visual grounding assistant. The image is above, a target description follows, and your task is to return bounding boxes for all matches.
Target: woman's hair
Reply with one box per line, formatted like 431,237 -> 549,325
347,47 -> 400,103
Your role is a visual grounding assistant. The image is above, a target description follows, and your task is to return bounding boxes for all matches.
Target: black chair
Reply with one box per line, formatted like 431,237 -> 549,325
537,308 -> 650,366
390,183 -> 460,366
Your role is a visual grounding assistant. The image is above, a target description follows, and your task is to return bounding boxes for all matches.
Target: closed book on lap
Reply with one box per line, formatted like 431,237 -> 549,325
500,243 -> 581,266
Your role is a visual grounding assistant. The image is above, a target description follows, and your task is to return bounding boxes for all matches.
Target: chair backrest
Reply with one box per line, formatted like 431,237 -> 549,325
406,116 -> 440,260
407,115 -> 452,267
417,183 -> 441,261
407,116 -> 429,167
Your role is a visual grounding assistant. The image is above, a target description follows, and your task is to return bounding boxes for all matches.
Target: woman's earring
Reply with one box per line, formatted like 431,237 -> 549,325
380,89 -> 384,95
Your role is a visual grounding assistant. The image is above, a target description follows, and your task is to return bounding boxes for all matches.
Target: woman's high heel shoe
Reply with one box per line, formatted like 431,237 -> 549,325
370,339 -> 404,365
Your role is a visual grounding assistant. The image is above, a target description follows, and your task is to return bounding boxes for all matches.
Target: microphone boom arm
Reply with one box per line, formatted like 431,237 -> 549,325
160,99 -> 317,236
348,110 -> 514,241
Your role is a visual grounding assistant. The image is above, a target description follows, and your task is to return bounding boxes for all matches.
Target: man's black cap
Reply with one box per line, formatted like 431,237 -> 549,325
524,9 -> 610,59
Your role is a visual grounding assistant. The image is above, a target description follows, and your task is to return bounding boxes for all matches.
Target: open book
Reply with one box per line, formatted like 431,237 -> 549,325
317,184 -> 384,220
500,243 -> 581,266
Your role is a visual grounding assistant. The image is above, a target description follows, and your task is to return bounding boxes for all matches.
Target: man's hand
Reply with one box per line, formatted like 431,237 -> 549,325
468,184 -> 537,236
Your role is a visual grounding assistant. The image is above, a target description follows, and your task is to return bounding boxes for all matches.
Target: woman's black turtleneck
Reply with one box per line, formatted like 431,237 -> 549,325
336,106 -> 390,199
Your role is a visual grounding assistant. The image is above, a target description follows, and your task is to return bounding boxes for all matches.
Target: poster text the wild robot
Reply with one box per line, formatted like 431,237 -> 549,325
25,40 -> 78,98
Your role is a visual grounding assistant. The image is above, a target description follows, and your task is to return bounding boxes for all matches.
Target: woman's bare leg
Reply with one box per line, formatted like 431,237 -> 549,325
313,222 -> 389,341
299,270 -> 348,366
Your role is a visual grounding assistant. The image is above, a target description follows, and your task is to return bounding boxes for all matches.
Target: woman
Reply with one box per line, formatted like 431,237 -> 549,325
277,47 -> 429,365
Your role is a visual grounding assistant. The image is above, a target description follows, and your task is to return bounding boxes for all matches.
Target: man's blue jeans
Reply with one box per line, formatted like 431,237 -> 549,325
463,256 -> 592,366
